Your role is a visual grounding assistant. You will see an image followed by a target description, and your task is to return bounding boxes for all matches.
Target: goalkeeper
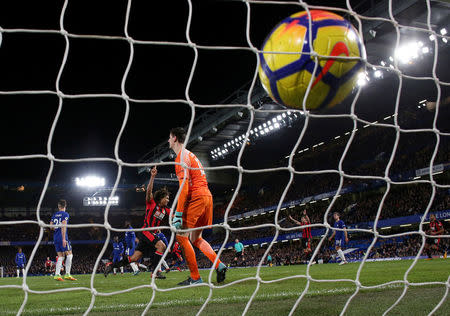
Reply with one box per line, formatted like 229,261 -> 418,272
169,127 -> 227,285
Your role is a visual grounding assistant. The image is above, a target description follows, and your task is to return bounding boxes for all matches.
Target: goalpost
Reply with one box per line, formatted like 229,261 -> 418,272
0,0 -> 449,315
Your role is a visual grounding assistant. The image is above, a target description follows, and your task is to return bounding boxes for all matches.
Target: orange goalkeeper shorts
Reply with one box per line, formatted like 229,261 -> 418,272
183,194 -> 213,229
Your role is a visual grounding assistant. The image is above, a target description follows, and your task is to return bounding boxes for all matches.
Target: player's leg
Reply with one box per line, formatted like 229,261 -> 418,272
336,242 -> 347,264
424,240 -> 432,259
126,248 -> 140,275
54,250 -> 65,281
64,245 -> 76,280
16,266 -> 20,278
190,195 -> 227,283
176,197 -> 204,285
176,231 -> 202,285
149,240 -> 167,279
155,235 -> 170,272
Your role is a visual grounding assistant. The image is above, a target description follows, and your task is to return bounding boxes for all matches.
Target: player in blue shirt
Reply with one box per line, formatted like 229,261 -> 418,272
112,236 -> 125,275
328,212 -> 349,265
124,221 -> 140,275
50,199 -> 76,281
15,248 -> 26,278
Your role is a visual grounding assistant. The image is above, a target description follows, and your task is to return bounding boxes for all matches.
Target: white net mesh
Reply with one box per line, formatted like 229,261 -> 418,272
0,0 -> 449,315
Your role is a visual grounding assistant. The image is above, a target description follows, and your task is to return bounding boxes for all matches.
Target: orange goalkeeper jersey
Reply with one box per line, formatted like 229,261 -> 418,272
175,149 -> 211,198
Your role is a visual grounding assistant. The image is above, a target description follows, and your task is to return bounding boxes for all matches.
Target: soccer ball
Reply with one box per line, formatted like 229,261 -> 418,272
258,10 -> 365,111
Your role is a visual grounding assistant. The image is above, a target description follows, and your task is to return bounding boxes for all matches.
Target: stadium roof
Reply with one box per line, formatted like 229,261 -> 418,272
137,0 -> 450,174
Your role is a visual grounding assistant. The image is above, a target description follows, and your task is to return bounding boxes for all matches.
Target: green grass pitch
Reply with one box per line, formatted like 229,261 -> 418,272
1,259 -> 448,316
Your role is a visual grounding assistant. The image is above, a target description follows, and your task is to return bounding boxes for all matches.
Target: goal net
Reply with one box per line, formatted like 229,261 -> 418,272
0,0 -> 449,315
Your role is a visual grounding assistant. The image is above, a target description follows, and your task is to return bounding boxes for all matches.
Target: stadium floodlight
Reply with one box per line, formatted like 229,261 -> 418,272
429,34 -> 436,41
277,115 -> 282,120
443,37 -> 448,43
440,28 -> 447,35
282,113 -> 286,118
357,72 -> 368,86
380,60 -> 386,66
264,127 -> 269,133
395,41 -> 420,64
374,70 -> 382,78
389,56 -> 394,62
75,176 -> 105,188
274,122 -> 280,129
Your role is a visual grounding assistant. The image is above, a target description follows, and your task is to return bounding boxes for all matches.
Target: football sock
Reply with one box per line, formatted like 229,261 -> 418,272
17,269 -> 20,277
193,237 -> 222,269
113,268 -> 117,274
120,266 -> 124,273
22,269 -> 25,276
162,259 -> 170,270
65,254 -> 73,275
150,251 -> 163,272
337,249 -> 346,261
55,256 -> 64,275
130,262 -> 139,272
177,235 -> 200,280
138,263 -> 147,270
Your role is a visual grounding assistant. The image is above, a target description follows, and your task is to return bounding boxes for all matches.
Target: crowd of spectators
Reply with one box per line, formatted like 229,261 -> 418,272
0,107 -> 448,277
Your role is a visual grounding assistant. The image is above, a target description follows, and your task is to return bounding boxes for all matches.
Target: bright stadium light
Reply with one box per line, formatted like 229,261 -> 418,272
395,41 -> 420,64
357,72 -> 368,86
75,176 -> 105,188
422,46 -> 430,54
380,60 -> 386,66
429,34 -> 436,41
374,70 -> 382,78
440,28 -> 447,35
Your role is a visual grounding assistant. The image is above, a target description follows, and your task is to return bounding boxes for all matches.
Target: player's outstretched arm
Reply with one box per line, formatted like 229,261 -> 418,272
146,166 -> 157,203
289,215 -> 302,226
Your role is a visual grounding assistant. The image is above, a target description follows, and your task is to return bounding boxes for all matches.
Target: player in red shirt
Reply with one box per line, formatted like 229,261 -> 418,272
45,257 -> 53,275
166,241 -> 184,272
289,209 -> 315,263
105,167 -> 168,279
424,214 -> 445,259
169,127 -> 227,285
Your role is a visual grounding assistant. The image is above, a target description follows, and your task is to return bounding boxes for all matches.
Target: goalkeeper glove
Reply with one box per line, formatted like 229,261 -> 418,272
172,212 -> 183,229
